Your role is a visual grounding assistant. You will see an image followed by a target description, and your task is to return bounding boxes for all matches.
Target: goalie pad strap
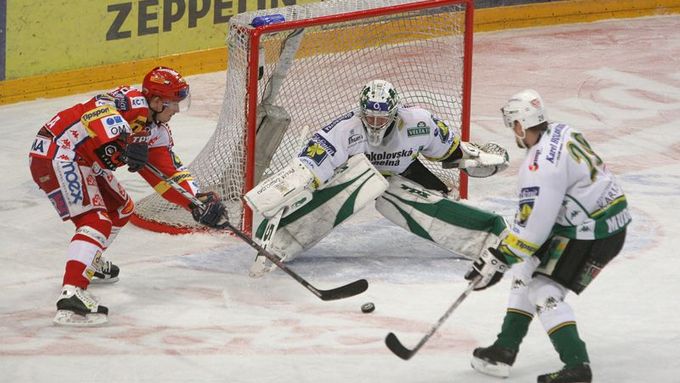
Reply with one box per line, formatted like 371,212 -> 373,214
375,176 -> 507,260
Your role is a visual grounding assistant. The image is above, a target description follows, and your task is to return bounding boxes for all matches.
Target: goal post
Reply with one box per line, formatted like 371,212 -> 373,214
131,0 -> 474,235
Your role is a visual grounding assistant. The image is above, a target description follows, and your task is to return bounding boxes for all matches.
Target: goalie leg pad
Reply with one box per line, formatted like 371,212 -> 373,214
375,176 -> 507,260
253,154 -> 388,270
244,156 -> 317,219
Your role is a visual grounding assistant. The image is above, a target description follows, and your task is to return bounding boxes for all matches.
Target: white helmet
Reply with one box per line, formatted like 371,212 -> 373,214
501,89 -> 546,130
359,80 -> 399,146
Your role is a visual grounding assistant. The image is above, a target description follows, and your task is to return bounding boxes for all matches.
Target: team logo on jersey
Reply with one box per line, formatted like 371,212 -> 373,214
517,187 -> 539,228
301,134 -> 336,165
407,122 -> 430,137
432,116 -> 450,143
310,134 -> 336,156
516,201 -> 534,228
303,142 -> 328,165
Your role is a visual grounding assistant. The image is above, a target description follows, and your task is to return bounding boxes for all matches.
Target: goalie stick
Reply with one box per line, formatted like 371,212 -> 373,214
385,277 -> 480,360
143,163 -> 368,301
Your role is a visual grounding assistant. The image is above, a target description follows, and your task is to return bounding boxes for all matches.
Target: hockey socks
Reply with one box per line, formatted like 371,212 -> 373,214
494,309 -> 533,351
548,322 -> 590,367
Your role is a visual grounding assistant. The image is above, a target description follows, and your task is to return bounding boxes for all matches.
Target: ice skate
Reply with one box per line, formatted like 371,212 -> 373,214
537,363 -> 592,383
471,344 -> 518,378
91,256 -> 119,284
53,285 -> 108,326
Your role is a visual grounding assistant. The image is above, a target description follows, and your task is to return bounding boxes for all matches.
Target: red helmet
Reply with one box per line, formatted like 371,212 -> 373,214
142,66 -> 190,102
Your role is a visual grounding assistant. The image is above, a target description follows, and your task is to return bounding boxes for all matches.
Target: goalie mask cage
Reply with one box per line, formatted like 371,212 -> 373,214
131,0 -> 473,234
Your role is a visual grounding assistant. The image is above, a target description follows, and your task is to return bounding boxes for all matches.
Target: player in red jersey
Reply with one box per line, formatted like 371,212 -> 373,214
29,67 -> 226,326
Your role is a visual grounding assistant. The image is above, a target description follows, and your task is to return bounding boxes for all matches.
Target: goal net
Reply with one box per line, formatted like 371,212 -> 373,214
131,0 -> 474,234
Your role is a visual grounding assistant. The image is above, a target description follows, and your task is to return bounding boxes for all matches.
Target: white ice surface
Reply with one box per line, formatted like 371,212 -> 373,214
2,15 -> 680,382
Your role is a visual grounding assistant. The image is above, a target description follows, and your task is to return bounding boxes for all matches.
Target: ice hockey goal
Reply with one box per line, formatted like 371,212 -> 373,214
131,0 -> 474,234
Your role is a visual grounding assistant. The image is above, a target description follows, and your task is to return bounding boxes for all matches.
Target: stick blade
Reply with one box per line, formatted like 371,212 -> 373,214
319,279 -> 369,301
385,332 -> 414,360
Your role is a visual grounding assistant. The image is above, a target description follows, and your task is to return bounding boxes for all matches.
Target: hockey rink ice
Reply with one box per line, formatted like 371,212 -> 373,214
2,15 -> 679,382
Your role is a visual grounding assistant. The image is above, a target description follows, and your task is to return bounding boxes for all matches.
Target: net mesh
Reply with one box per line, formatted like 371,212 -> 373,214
132,0 -> 470,233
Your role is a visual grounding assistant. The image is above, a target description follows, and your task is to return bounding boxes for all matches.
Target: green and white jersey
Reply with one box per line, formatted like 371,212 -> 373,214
297,106 -> 459,184
501,122 -> 631,263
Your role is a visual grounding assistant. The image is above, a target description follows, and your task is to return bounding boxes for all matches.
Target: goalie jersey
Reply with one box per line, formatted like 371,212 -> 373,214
501,123 -> 631,263
298,106 -> 460,184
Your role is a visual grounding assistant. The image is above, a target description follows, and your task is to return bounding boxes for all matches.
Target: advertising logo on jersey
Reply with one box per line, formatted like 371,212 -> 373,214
58,161 -> 84,204
102,115 -> 129,139
30,136 -> 52,157
545,124 -> 566,164
516,186 -> 540,227
322,111 -> 354,133
129,96 -> 148,109
407,121 -> 430,137
81,105 -> 117,126
347,128 -> 364,147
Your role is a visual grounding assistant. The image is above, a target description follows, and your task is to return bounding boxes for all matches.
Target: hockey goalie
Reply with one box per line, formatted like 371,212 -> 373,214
244,80 -> 509,277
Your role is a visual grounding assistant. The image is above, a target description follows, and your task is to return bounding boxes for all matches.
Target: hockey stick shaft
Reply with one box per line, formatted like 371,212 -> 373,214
143,163 -> 368,301
385,277 -> 480,360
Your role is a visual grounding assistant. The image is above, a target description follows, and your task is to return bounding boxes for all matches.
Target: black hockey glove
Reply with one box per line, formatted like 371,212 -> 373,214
121,142 -> 148,172
465,247 -> 509,291
190,192 -> 228,228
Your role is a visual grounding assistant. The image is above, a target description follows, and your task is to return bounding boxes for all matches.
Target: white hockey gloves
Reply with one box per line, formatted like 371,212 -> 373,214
243,157 -> 319,219
445,142 -> 510,178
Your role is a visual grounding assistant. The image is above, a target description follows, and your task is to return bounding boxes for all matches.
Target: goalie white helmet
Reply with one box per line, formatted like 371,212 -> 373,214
500,89 -> 546,130
359,80 -> 399,146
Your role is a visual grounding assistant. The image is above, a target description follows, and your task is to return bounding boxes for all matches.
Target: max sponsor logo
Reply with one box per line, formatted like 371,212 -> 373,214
59,162 -> 84,204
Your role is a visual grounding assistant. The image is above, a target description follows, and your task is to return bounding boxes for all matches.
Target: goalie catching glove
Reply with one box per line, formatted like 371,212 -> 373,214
190,192 -> 228,228
464,247 -> 509,290
444,142 -> 509,178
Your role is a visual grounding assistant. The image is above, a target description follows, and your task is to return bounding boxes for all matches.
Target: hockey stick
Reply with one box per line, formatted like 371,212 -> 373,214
144,163 -> 368,301
385,277 -> 480,360
248,207 -> 284,278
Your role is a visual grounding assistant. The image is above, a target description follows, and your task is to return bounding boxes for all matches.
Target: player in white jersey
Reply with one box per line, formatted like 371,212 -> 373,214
466,89 -> 631,383
244,80 -> 511,277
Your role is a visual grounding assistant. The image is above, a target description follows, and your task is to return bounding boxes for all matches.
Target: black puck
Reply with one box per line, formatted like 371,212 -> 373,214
361,302 -> 375,313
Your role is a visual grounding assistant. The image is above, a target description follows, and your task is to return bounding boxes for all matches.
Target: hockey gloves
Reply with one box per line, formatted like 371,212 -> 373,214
120,133 -> 149,172
190,192 -> 228,228
465,247 -> 509,291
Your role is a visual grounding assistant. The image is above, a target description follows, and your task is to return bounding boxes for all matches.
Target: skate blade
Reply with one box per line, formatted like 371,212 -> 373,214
53,310 -> 108,327
471,356 -> 511,378
90,276 -> 119,284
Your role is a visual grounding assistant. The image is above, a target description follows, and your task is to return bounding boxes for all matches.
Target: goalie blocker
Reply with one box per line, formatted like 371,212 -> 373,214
244,153 -> 508,277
